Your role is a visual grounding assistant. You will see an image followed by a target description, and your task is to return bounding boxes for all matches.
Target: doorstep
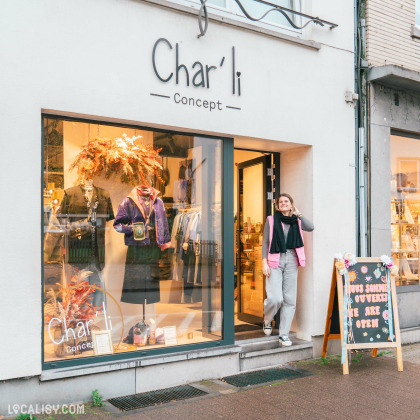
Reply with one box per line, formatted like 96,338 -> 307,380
236,332 -> 313,371
401,326 -> 420,344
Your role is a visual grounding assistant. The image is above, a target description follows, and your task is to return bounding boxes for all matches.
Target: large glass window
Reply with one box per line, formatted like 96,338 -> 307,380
390,134 -> 420,286
416,0 -> 420,27
43,117 -> 223,363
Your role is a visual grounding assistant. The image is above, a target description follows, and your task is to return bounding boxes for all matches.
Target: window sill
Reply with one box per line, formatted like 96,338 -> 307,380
141,0 -> 321,50
396,284 -> 420,293
40,345 -> 240,381
411,25 -> 420,40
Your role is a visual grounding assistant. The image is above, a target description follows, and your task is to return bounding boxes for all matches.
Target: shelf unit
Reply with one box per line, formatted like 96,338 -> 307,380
391,198 -> 420,285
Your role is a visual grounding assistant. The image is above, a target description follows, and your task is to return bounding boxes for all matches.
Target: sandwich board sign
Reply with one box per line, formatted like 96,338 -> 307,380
322,256 -> 403,375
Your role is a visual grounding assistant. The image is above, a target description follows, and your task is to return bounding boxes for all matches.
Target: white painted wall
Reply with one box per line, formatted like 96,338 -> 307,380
0,0 -> 355,379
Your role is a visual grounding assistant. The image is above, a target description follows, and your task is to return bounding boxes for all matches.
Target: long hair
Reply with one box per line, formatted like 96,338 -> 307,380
274,193 -> 294,214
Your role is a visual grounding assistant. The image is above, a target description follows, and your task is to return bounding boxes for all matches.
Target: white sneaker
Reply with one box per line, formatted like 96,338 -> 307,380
279,335 -> 292,347
263,321 -> 272,336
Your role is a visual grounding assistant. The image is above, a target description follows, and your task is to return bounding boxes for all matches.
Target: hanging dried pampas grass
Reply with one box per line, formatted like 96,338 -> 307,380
70,134 -> 163,185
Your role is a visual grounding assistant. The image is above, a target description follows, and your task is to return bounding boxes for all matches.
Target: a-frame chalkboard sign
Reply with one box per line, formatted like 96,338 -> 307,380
322,257 -> 403,375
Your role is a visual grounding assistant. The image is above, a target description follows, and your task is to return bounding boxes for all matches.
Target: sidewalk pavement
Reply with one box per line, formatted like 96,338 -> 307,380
5,343 -> 420,420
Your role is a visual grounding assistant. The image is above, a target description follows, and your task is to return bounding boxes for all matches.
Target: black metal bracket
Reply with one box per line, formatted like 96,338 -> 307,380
198,0 -> 338,38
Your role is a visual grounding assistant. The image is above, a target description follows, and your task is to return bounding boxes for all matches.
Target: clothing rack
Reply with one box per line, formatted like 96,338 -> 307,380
176,206 -> 201,212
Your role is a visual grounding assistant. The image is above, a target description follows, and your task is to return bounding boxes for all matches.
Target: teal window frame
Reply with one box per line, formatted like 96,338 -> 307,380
41,113 -> 235,370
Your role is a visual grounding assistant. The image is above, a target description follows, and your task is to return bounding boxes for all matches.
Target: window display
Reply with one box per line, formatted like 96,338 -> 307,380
390,134 -> 420,285
43,117 -> 223,363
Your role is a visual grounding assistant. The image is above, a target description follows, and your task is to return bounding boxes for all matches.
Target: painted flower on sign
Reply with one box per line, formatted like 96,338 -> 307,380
348,270 -> 358,283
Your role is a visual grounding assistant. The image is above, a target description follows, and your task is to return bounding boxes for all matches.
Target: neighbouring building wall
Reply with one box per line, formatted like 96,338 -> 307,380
370,83 -> 420,254
370,83 -> 420,331
366,0 -> 420,71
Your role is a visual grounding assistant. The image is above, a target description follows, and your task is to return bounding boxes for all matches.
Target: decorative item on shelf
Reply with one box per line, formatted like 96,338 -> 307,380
148,319 -> 156,345
133,320 -> 149,346
155,328 -> 165,344
400,258 -> 417,280
245,218 -> 252,233
404,204 -> 415,224
163,326 -> 178,345
92,330 -> 114,355
70,134 -> 163,185
150,258 -> 172,280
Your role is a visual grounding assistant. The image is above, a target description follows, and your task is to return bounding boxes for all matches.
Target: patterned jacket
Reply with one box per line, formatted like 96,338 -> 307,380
113,187 -> 172,250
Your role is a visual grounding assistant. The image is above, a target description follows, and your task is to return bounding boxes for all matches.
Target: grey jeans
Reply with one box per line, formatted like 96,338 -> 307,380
263,249 -> 298,336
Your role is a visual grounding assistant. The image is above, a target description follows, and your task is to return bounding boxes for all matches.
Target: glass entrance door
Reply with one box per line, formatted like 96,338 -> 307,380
237,155 -> 272,325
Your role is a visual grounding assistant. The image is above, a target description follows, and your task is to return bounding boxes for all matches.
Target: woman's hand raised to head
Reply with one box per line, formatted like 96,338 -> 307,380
292,206 -> 302,218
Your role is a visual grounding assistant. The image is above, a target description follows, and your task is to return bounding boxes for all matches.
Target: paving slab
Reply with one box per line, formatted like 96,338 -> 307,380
3,343 -> 419,420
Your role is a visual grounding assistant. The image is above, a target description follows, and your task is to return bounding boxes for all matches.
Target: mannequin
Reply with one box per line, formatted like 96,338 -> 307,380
114,185 -> 172,320
82,178 -> 94,202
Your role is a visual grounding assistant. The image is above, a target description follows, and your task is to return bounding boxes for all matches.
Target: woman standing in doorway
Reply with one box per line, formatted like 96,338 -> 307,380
262,194 -> 314,346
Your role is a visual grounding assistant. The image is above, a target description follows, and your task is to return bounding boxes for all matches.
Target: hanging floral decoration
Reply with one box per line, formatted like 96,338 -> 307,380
44,269 -> 99,328
380,254 -> 399,276
70,134 -> 163,185
334,252 -> 357,275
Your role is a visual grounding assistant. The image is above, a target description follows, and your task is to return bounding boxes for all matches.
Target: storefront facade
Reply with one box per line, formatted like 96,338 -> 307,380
366,0 -> 420,343
0,0 -> 355,409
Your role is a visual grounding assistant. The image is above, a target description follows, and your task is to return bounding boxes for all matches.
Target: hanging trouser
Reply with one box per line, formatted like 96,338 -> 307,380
182,241 -> 196,302
263,249 -> 298,336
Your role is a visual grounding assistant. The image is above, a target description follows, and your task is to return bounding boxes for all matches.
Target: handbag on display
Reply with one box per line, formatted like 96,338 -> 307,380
151,259 -> 172,280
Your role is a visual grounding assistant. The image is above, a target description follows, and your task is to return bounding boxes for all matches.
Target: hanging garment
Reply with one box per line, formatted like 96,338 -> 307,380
58,185 -> 114,270
54,185 -> 114,307
171,212 -> 184,248
113,187 -> 171,249
180,211 -> 202,302
173,179 -> 188,203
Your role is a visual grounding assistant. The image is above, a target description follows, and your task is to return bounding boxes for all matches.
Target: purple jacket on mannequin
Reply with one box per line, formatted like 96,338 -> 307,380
113,187 -> 172,250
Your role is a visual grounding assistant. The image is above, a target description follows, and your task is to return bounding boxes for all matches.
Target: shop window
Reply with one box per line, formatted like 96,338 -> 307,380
390,134 -> 420,286
43,117 -> 223,364
416,0 -> 420,27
